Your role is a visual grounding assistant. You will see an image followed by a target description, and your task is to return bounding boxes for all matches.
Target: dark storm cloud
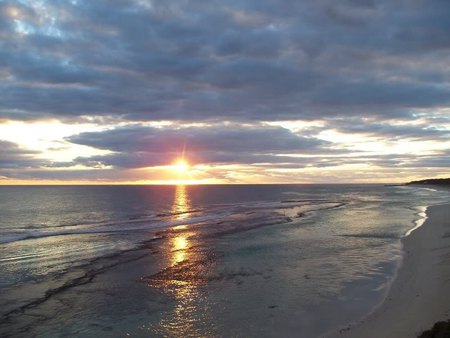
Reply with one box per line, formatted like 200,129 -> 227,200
2,0 -> 450,122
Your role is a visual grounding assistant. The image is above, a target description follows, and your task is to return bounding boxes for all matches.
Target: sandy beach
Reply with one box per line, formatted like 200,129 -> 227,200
335,203 -> 450,338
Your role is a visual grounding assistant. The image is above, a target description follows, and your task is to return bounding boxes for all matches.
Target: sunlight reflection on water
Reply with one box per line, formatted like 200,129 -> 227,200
171,185 -> 190,221
170,185 -> 191,265
151,185 -> 215,336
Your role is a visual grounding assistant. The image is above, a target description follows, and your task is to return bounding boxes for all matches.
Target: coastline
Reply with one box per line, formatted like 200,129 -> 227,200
334,203 -> 450,338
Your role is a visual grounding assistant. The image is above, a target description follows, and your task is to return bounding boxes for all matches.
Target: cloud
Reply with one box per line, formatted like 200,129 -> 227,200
0,140 -> 43,169
1,0 -> 450,123
66,124 -> 331,168
1,0 -> 449,182
328,118 -> 450,141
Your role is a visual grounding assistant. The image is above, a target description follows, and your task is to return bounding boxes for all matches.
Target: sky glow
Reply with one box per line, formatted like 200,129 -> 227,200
0,0 -> 449,184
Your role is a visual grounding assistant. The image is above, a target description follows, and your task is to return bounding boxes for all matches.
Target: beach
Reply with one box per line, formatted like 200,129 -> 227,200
335,203 -> 450,338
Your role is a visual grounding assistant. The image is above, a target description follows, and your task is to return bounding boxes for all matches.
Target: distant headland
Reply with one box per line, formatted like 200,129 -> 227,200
406,178 -> 450,186
385,178 -> 450,187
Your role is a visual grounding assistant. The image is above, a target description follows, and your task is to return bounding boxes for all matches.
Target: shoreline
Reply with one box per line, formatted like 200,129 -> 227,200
333,203 -> 450,338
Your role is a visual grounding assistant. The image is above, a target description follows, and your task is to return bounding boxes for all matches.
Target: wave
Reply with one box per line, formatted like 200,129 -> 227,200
0,199 -> 345,246
404,206 -> 428,237
0,213 -> 223,245
338,232 -> 399,239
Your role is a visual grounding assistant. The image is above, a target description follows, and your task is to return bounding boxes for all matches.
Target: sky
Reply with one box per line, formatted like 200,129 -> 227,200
0,0 -> 449,184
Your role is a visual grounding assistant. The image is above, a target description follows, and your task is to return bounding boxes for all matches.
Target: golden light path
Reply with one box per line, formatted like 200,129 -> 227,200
154,184 -> 213,336
170,184 -> 191,263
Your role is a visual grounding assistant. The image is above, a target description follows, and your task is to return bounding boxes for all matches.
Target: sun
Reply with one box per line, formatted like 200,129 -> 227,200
173,159 -> 189,172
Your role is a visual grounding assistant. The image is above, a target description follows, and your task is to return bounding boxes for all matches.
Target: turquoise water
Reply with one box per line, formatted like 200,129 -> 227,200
0,184 -> 449,337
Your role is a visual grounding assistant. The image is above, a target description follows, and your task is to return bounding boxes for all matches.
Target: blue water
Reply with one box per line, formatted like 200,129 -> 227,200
0,184 -> 449,337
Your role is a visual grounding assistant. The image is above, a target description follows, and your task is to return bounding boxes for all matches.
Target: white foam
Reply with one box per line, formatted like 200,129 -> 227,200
404,206 -> 428,237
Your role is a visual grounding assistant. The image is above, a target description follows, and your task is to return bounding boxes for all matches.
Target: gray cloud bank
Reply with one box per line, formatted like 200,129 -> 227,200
1,0 -> 450,121
0,140 -> 44,168
66,124 -> 332,168
64,123 -> 448,170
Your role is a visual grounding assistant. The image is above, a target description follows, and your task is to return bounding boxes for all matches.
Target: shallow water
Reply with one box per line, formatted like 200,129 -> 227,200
1,184 -> 449,337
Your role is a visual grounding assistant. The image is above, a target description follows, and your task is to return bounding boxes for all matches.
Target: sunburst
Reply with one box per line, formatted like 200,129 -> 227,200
173,159 -> 189,172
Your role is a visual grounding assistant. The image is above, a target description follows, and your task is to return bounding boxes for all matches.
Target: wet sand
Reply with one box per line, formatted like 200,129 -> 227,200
334,203 -> 450,338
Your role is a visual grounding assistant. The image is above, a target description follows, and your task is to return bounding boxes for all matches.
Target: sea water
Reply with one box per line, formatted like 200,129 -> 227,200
0,184 -> 449,337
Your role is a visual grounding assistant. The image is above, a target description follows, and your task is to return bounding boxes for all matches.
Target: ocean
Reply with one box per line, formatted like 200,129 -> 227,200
1,184 -> 449,337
